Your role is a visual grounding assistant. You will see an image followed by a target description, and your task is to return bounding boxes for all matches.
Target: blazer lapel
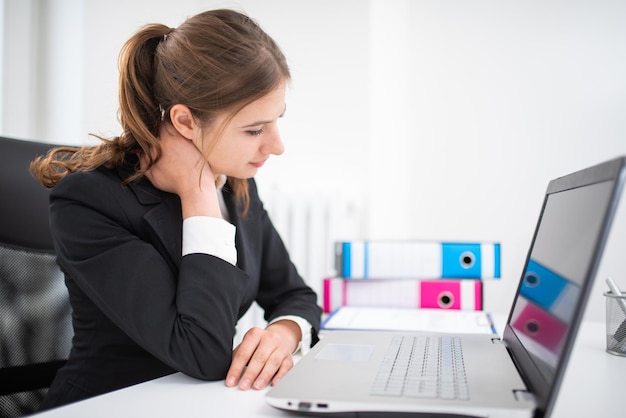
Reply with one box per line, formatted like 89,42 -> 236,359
123,170 -> 183,271
222,181 -> 246,270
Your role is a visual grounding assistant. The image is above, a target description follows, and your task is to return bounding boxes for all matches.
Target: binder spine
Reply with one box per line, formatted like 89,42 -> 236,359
336,241 -> 501,280
322,277 -> 483,313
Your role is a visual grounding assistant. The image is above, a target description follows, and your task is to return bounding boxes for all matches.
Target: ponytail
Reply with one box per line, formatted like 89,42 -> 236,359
117,24 -> 172,166
31,24 -> 171,187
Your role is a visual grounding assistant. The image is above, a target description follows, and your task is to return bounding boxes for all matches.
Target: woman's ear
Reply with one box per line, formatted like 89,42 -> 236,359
169,104 -> 198,140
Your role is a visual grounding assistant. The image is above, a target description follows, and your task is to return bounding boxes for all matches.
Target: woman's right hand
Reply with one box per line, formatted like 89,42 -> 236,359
142,126 -> 222,219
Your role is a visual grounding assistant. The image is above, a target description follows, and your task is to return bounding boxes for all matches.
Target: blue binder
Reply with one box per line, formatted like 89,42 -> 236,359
338,241 -> 501,280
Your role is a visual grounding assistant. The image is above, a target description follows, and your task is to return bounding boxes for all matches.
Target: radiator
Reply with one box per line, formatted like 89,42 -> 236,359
233,191 -> 365,347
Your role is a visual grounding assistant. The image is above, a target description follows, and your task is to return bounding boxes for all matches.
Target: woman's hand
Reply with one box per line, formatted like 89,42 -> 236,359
141,126 -> 221,219
225,320 -> 301,390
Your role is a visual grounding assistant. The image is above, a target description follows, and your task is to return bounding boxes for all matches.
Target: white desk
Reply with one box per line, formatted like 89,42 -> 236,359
32,320 -> 624,418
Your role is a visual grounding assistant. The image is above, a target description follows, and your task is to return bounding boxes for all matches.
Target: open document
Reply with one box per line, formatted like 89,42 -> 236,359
322,306 -> 496,334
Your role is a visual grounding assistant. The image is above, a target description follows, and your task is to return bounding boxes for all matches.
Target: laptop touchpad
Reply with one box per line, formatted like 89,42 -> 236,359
314,344 -> 374,362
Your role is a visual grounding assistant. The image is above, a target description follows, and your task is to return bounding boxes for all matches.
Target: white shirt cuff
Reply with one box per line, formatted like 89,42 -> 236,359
269,315 -> 313,355
182,216 -> 237,265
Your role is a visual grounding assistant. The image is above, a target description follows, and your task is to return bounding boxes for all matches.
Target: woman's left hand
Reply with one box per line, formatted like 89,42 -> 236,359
225,320 -> 301,390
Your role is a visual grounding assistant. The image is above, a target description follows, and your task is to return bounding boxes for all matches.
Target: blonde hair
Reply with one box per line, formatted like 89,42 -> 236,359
31,9 -> 290,213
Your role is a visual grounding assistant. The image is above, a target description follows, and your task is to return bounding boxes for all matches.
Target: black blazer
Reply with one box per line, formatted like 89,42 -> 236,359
40,161 -> 321,409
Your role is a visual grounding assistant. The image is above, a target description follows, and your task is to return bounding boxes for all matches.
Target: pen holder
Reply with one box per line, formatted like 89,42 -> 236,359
604,291 -> 626,356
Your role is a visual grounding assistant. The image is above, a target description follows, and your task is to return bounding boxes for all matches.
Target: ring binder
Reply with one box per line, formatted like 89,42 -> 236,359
336,240 -> 501,280
322,277 -> 483,313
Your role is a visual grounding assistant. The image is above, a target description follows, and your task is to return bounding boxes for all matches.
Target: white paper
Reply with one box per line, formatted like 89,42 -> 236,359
322,306 -> 495,334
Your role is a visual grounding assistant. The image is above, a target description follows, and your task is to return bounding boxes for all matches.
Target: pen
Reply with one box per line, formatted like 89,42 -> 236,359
605,277 -> 626,315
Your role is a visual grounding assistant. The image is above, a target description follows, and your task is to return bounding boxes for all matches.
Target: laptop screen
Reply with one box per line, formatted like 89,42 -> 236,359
504,157 -> 625,417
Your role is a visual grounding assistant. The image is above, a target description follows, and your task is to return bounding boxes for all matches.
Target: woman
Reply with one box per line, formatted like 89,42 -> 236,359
31,9 -> 321,410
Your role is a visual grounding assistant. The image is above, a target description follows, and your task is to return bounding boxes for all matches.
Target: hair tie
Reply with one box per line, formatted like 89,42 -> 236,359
159,104 -> 166,121
162,28 -> 174,43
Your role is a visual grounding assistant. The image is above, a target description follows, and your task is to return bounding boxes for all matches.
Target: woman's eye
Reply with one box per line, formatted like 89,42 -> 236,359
247,128 -> 264,136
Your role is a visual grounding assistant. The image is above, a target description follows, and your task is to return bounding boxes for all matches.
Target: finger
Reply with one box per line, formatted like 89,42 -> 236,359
238,343 -> 277,390
224,346 -> 246,387
269,355 -> 294,387
251,348 -> 292,390
239,332 -> 284,390
225,328 -> 262,387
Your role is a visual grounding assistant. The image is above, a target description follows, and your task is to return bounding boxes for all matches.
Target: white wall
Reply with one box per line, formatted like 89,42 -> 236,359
0,0 -> 4,128
2,0 -> 625,321
400,0 -> 626,319
1,0 -> 40,140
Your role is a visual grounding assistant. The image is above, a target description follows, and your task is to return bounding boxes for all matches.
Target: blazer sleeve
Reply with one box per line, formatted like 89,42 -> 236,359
50,170 -> 247,381
241,180 -> 322,345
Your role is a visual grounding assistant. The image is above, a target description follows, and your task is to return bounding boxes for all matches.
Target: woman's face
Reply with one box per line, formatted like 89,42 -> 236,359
202,82 -> 287,179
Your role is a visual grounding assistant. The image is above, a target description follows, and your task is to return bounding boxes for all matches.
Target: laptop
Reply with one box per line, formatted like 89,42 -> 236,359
266,156 -> 626,418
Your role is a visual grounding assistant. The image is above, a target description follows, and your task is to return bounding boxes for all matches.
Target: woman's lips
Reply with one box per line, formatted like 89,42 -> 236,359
250,159 -> 267,168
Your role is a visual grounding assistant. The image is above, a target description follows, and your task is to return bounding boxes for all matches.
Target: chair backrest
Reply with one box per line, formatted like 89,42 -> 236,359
0,136 -> 72,417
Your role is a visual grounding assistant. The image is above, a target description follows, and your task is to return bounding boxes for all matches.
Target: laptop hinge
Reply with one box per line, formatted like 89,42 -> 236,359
491,337 -> 503,344
513,389 -> 535,403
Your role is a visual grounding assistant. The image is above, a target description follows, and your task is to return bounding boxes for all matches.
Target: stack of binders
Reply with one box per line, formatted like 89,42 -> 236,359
322,240 -> 501,313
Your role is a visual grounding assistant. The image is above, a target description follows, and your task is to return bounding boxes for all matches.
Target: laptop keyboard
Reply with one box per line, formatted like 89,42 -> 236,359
371,335 -> 469,400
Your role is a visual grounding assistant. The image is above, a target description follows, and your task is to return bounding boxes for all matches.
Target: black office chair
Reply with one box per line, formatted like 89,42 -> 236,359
0,136 -> 72,417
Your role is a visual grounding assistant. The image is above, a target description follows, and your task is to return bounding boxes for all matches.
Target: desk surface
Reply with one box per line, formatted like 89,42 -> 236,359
33,320 -> 625,418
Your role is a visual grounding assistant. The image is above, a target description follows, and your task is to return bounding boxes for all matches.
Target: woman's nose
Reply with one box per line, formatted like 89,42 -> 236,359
262,127 -> 284,156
